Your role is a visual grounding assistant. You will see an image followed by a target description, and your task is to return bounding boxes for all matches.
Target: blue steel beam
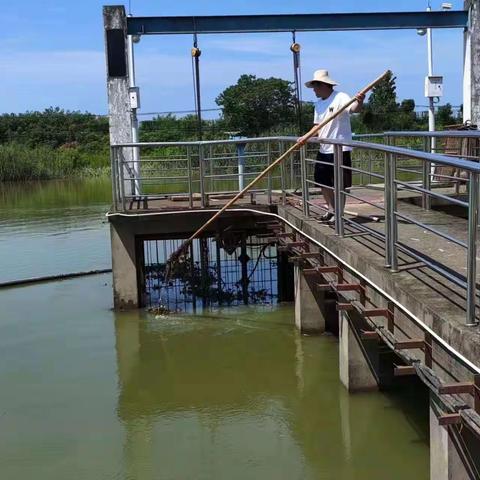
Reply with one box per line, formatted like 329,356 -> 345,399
127,11 -> 468,35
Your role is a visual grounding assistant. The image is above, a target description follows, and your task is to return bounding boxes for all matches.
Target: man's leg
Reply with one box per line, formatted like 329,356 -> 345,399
322,187 -> 335,212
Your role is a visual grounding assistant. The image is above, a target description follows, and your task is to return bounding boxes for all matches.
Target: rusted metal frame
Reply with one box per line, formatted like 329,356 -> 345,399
360,330 -> 380,340
438,379 -> 480,413
438,413 -> 462,426
394,365 -> 417,376
288,251 -> 323,262
394,340 -> 426,350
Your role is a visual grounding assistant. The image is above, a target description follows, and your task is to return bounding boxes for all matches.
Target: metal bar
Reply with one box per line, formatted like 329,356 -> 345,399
110,147 -> 118,212
198,145 -> 206,207
267,141 -> 273,204
300,145 -> 309,217
395,180 -> 469,207
394,211 -> 468,249
394,366 -> 417,376
127,11 -> 468,35
390,153 -> 398,272
187,146 -> 193,208
119,149 -> 127,212
422,137 -> 431,209
466,172 -> 479,326
385,148 -> 393,268
334,145 -> 344,236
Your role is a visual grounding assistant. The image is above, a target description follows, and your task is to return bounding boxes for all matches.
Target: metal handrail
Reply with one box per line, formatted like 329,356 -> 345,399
111,133 -> 480,325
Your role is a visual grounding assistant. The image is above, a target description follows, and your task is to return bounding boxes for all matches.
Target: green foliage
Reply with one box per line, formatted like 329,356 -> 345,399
0,107 -> 109,152
436,103 -> 458,127
215,75 -> 296,136
0,143 -> 109,182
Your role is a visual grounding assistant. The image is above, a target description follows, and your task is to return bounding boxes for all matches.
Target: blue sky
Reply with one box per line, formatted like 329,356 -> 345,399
0,0 -> 467,116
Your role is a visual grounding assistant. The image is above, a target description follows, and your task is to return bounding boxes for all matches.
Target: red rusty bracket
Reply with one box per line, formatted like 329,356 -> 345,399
360,330 -> 380,340
335,283 -> 363,293
276,232 -> 295,239
394,340 -> 426,350
394,365 -> 417,376
362,308 -> 391,318
288,252 -> 322,262
438,382 -> 475,395
438,413 -> 462,426
337,303 -> 354,311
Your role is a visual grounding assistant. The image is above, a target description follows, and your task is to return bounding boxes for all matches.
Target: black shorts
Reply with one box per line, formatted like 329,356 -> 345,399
314,151 -> 352,189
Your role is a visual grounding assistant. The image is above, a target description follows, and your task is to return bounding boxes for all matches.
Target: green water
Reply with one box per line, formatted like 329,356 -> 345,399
0,178 -> 429,479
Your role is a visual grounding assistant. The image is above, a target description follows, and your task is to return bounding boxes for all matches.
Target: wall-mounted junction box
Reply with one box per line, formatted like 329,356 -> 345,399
425,76 -> 443,98
129,87 -> 141,109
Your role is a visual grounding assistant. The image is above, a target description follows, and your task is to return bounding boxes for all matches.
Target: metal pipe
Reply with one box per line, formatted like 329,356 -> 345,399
187,146 -> 194,208
333,144 -> 344,236
466,172 -> 479,326
300,144 -> 309,216
426,6 -> 436,155
267,141 -> 273,204
385,150 -> 393,268
390,154 -> 399,272
110,146 -> 118,211
198,145 -> 206,207
119,149 -> 127,212
127,33 -> 141,196
280,141 -> 287,206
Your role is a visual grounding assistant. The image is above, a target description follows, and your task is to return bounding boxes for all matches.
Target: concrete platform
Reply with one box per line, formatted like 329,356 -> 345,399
277,197 -> 480,382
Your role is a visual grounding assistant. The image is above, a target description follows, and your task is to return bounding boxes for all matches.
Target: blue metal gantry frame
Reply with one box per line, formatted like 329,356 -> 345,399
127,10 -> 468,36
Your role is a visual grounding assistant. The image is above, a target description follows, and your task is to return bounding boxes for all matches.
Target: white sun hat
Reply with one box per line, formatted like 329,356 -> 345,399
305,69 -> 339,88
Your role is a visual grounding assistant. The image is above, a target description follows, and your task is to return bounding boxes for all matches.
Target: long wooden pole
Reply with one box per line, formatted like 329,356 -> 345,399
167,70 -> 390,267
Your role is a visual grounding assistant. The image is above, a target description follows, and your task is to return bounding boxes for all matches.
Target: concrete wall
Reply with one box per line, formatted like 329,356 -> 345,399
294,265 -> 326,334
339,311 -> 378,392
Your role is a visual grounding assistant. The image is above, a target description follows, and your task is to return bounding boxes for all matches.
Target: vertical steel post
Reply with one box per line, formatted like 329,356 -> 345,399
466,172 -> 479,326
267,141 -> 273,204
423,137 -> 432,210
333,145 -> 344,236
198,144 -> 206,207
111,146 -> 118,211
127,32 -> 141,196
119,148 -> 127,211
187,146 -> 194,208
237,143 -> 246,191
389,154 -> 399,272
280,141 -> 287,206
385,150 -> 393,268
300,144 -> 309,217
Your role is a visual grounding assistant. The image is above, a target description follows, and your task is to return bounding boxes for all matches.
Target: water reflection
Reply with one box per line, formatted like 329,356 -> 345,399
113,306 -> 429,480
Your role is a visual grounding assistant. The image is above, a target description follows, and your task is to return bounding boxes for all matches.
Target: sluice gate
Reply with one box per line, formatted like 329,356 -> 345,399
141,233 -> 281,311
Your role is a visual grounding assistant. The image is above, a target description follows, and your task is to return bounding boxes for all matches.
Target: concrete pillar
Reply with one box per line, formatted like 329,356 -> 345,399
466,0 -> 480,125
294,265 -> 325,334
111,223 -> 139,309
338,311 -> 378,392
103,5 -> 134,197
429,396 -> 471,480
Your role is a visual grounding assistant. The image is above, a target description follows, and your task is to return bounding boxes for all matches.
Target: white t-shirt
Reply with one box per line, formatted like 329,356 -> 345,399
313,90 -> 353,154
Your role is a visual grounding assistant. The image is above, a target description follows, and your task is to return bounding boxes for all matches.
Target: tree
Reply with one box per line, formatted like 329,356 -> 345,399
361,71 -> 398,132
215,75 -> 296,136
436,103 -> 457,127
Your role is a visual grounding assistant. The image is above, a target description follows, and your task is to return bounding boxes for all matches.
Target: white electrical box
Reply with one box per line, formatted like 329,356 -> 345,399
129,87 -> 141,109
424,75 -> 443,98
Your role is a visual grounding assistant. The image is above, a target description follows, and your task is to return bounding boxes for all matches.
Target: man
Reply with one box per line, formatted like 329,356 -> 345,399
298,70 -> 364,223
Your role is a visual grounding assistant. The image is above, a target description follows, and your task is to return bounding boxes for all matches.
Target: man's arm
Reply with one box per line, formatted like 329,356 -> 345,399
349,93 -> 365,114
297,124 -> 319,144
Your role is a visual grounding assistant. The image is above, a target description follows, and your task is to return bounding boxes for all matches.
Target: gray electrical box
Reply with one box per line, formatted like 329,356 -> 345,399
129,86 -> 141,109
424,75 -> 443,98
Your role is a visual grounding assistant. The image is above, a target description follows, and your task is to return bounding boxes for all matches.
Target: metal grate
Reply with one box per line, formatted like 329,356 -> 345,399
142,234 -> 278,311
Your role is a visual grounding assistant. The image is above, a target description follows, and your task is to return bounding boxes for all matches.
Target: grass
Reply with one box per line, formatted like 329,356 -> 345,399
0,143 -> 109,182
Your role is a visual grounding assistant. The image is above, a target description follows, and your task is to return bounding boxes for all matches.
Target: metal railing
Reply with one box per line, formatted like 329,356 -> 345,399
111,131 -> 480,325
